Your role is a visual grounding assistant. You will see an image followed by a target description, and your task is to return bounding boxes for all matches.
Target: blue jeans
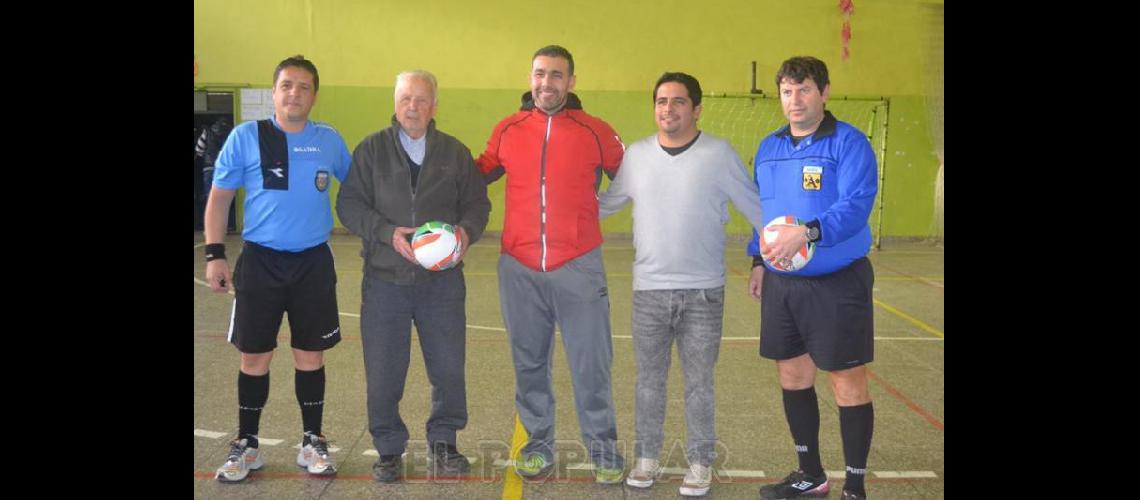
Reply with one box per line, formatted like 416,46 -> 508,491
631,286 -> 725,466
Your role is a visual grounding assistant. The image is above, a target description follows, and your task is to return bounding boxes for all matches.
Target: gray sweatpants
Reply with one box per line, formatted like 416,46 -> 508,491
498,247 -> 623,469
631,287 -> 725,466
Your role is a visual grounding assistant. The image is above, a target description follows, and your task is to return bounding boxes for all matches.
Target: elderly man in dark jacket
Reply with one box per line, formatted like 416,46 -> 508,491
336,69 -> 490,483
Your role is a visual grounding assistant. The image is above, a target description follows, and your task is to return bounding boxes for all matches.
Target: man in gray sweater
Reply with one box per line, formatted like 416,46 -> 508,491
336,70 -> 490,483
599,72 -> 763,497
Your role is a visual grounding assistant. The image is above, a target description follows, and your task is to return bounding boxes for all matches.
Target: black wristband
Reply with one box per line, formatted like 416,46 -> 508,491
752,255 -> 766,269
205,243 -> 227,262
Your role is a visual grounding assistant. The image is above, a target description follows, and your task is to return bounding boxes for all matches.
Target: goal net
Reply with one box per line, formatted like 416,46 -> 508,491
699,94 -> 888,246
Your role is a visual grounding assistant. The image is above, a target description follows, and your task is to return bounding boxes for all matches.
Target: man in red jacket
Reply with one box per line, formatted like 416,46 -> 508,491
476,44 -> 626,484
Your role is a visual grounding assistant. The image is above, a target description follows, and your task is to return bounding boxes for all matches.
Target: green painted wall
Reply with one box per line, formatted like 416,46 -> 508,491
196,0 -> 943,238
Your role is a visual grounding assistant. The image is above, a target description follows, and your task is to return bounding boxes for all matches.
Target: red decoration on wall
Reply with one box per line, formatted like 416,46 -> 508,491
839,0 -> 855,60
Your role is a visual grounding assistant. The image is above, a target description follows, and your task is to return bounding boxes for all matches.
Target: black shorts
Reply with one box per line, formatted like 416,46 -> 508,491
759,257 -> 874,371
228,241 -> 341,354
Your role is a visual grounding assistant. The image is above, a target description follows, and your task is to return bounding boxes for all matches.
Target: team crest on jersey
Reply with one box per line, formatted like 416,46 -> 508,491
315,170 -> 330,192
802,166 -> 822,191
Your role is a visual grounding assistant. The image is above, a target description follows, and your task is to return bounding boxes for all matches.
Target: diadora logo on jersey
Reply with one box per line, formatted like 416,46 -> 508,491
315,170 -> 330,192
293,146 -> 321,153
269,168 -> 285,178
802,165 -> 822,191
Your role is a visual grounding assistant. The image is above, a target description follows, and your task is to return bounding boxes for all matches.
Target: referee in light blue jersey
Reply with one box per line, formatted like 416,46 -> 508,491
203,55 -> 351,484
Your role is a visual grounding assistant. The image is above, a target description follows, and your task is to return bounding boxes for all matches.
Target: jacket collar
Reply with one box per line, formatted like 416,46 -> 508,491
775,110 -> 837,140
519,91 -> 583,113
388,114 -> 437,137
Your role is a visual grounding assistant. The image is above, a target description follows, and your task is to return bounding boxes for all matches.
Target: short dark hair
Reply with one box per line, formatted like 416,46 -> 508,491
273,54 -> 320,91
775,56 -> 829,93
653,72 -> 702,107
533,45 -> 574,76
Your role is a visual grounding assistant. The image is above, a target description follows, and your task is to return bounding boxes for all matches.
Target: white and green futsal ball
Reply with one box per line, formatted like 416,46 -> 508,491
762,215 -> 815,272
411,221 -> 461,271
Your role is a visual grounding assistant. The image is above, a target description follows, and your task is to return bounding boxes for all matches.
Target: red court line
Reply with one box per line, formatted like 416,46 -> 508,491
867,368 -> 943,431
194,334 -> 506,343
192,471 -> 936,484
193,472 -> 596,482
196,334 -> 361,341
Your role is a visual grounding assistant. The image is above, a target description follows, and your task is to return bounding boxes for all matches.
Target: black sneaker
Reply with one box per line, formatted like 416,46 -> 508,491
758,470 -> 830,499
841,489 -> 866,499
428,442 -> 471,476
372,454 -> 403,483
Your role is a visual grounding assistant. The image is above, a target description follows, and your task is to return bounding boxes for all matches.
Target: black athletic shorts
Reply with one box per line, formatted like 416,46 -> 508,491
759,257 -> 874,371
227,241 -> 341,354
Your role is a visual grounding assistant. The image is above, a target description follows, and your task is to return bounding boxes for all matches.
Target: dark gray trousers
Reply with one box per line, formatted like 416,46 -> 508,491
360,270 -> 468,455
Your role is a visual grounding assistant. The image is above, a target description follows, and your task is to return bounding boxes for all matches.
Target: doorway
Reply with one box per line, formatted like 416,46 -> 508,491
194,91 -> 236,232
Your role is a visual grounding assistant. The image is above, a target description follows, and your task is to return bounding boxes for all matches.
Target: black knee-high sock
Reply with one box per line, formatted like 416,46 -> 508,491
238,371 -> 270,446
295,366 -> 326,436
839,402 -> 874,494
782,387 -> 823,476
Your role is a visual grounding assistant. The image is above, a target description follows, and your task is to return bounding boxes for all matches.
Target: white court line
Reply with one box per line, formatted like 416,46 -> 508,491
493,460 -> 783,478
199,428 -> 935,479
292,443 -> 342,452
194,276 -> 360,316
194,429 -> 227,439
874,471 -> 938,478
196,277 -> 943,341
196,277 -> 943,343
721,469 -> 767,478
822,470 -> 940,478
194,239 -> 940,340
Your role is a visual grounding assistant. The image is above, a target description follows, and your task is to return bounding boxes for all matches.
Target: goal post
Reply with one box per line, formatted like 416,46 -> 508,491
698,92 -> 889,248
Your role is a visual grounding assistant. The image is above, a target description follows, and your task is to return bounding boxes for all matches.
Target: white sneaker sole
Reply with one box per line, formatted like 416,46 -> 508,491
625,475 -> 655,488
297,451 -> 337,475
679,484 -> 710,496
216,455 -> 264,483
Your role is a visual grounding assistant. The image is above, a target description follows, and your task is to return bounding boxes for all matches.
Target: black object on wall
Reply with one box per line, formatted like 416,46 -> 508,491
194,91 -> 236,232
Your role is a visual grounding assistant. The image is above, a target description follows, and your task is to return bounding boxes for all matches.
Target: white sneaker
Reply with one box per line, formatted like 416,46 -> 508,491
215,437 -> 263,483
625,457 -> 660,488
296,432 -> 337,475
679,463 -> 711,496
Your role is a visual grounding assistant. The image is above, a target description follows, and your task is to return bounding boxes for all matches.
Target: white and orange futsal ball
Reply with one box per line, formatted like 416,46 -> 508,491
762,215 -> 815,272
411,221 -> 461,271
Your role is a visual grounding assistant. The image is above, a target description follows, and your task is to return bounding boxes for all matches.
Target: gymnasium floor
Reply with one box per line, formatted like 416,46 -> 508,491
193,231 -> 944,499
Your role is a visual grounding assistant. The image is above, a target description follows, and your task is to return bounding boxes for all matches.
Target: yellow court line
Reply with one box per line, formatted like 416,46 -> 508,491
875,276 -> 944,282
874,298 -> 944,338
501,414 -> 526,500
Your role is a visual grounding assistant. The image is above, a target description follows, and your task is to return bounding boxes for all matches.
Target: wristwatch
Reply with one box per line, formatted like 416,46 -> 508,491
804,220 -> 821,243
